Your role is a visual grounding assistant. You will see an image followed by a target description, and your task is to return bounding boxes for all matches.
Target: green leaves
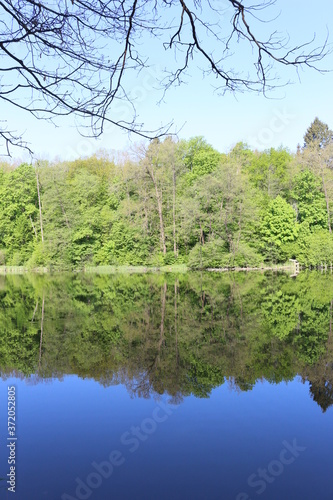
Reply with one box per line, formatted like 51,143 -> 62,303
291,169 -> 327,229
262,289 -> 300,340
0,272 -> 332,407
296,229 -> 333,267
0,136 -> 333,269
259,196 -> 298,262
244,147 -> 292,199
0,164 -> 39,264
303,117 -> 333,149
178,137 -> 222,186
94,222 -> 150,265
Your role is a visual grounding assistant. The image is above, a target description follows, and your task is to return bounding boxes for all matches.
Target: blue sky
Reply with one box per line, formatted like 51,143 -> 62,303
2,0 -> 333,161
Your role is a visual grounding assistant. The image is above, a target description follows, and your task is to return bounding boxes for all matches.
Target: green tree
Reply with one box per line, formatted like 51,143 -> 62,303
304,118 -> 333,149
299,143 -> 333,233
178,137 -> 222,186
245,147 -> 292,201
259,196 -> 298,262
0,164 -> 38,264
291,169 -> 327,229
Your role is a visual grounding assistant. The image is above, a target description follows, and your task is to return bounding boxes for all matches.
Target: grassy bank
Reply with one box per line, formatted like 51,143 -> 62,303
0,263 -> 299,275
0,266 -> 48,274
84,264 -> 189,274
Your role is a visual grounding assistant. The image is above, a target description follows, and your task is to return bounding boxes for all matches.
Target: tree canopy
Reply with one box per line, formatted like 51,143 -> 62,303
304,117 -> 333,148
1,119 -> 333,269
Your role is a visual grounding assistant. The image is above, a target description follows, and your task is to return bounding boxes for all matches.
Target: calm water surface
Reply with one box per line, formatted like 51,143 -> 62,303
0,272 -> 332,500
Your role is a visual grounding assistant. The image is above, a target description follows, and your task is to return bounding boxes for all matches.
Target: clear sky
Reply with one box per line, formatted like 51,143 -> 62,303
2,0 -> 333,162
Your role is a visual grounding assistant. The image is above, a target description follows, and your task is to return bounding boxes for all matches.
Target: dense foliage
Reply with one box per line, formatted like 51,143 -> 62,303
1,120 -> 333,269
0,272 -> 332,411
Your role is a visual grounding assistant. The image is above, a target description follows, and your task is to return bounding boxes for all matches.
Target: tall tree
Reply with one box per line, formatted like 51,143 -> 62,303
0,164 -> 38,264
259,196 -> 298,262
36,168 -> 44,243
291,169 -> 327,230
300,142 -> 333,233
143,140 -> 167,255
304,118 -> 333,149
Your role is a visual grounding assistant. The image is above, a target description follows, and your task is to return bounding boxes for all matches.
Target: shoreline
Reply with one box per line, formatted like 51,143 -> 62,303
0,264 -> 300,275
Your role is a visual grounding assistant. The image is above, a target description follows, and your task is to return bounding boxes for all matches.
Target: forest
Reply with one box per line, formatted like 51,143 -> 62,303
1,118 -> 333,270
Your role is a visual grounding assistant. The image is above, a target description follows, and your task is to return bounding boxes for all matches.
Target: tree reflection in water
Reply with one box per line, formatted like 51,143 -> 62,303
1,271 -> 333,412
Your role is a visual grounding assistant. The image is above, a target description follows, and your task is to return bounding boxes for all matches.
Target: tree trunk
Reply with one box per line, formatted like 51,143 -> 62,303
29,215 -> 38,240
38,294 -> 45,373
144,186 -> 149,233
223,204 -> 233,252
36,170 -> 44,242
321,172 -> 332,233
150,282 -> 167,373
147,166 -> 166,254
160,282 -> 167,347
199,221 -> 205,245
172,164 -> 177,257
54,181 -> 70,228
174,280 -> 179,367
234,201 -> 243,256
31,300 -> 39,322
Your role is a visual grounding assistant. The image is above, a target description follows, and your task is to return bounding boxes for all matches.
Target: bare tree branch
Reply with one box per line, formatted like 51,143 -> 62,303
0,0 -> 330,155
0,122 -> 33,156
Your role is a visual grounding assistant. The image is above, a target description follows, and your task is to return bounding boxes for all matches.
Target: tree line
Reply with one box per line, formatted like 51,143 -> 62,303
1,118 -> 333,270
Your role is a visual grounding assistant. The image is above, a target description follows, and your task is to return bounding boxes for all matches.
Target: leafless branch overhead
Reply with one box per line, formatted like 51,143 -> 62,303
0,0 -> 330,155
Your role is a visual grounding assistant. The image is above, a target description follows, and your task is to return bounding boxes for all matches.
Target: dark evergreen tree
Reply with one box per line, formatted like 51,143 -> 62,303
303,118 -> 333,149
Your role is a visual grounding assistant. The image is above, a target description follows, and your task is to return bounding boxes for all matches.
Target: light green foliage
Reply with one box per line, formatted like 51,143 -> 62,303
296,229 -> 333,266
245,147 -> 292,200
259,196 -> 298,262
94,222 -> 150,265
260,273 -> 331,366
0,164 -> 38,264
178,137 -> 222,185
1,131 -> 333,268
228,142 -> 255,165
291,169 -> 327,229
262,289 -> 301,340
0,273 -> 332,410
188,240 -> 262,269
188,239 -> 227,269
230,242 -> 263,267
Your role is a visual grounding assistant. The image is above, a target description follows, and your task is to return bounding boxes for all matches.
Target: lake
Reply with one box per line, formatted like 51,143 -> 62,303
0,271 -> 332,500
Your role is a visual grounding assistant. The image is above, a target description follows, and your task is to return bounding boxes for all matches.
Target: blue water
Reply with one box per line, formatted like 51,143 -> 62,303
0,375 -> 332,500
